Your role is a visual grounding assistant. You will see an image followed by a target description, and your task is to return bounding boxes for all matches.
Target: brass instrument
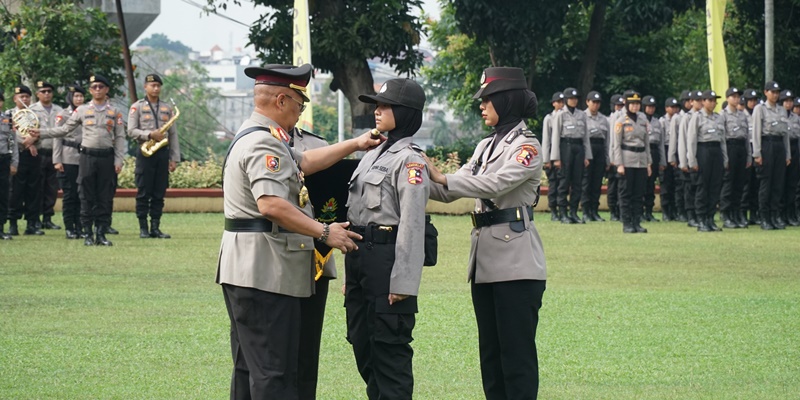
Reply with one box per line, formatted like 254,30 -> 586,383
140,99 -> 180,157
12,106 -> 39,138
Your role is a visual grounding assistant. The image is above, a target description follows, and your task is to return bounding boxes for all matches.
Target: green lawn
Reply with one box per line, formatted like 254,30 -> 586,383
1,212 -> 799,399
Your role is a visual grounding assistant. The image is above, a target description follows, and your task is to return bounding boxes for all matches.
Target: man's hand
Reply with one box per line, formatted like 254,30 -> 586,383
692,165 -> 699,172
27,128 -> 40,137
647,165 -> 652,177
10,166 -> 17,176
356,130 -> 385,151
388,294 -> 409,305
554,160 -> 562,169
659,165 -> 666,172
617,165 -> 625,176
422,153 -> 446,185
670,161 -> 677,167
681,167 -> 689,173
22,135 -> 37,149
584,159 -> 590,167
754,157 -> 762,166
115,165 -> 122,174
325,221 -> 361,254
788,159 -> 792,166
54,163 -> 64,173
28,146 -> 38,157
169,161 -> 177,173
746,161 -> 752,169
149,130 -> 165,142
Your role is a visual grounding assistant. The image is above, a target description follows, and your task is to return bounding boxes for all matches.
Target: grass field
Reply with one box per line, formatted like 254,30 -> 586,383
1,212 -> 799,399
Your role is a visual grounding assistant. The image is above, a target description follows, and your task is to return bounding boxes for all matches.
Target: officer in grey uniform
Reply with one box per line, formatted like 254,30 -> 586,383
426,67 -> 546,400
719,87 -> 751,229
216,63 -> 378,400
28,74 -> 127,246
128,73 -> 181,239
607,94 -> 625,221
552,87 -> 592,224
30,81 -> 64,231
752,81 -> 791,230
780,89 -> 800,226
741,88 -> 760,225
678,91 -> 704,227
613,91 -> 652,233
54,84 -> 86,239
686,90 -> 727,232
344,78 -> 429,400
8,85 -> 44,236
643,95 -> 666,222
288,126 -> 338,400
581,90 -> 609,221
0,92 -> 18,240
667,91 -> 691,222
659,97 -> 680,221
542,92 -> 564,220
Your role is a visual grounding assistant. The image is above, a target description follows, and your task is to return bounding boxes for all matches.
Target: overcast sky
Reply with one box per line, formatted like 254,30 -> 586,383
135,0 -> 441,54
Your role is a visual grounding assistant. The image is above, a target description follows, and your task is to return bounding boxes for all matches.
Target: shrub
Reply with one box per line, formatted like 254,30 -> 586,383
117,150 -> 223,189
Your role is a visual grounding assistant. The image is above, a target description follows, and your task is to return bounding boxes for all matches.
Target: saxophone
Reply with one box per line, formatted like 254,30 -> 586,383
140,99 -> 180,157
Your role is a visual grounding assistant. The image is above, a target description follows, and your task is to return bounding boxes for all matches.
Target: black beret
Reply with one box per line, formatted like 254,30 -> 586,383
67,84 -> 86,95
551,92 -> 565,102
359,78 -> 426,111
586,91 -> 602,102
743,89 -> 758,99
725,87 -> 740,97
245,63 -> 313,102
701,90 -> 721,100
14,85 -> 32,96
89,74 -> 110,87
665,97 -> 679,107
145,74 -> 163,84
563,87 -> 579,98
36,81 -> 55,91
779,89 -> 795,101
642,95 -> 656,106
472,67 -> 528,99
764,81 -> 781,91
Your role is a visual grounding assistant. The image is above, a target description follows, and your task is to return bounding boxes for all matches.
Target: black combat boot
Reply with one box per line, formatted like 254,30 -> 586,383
687,210 -> 699,228
676,207 -> 687,222
84,225 -> 95,246
8,220 -> 18,236
785,209 -> 800,227
24,220 -> 44,235
1,224 -> 12,240
734,210 -> 748,228
42,216 -> 61,230
550,206 -> 559,221
661,205 -> 672,222
760,211 -> 774,231
560,206 -> 574,224
95,226 -> 113,246
697,213 -> 712,232
582,206 -> 592,223
749,209 -> 760,225
772,211 -> 786,230
150,219 -> 171,239
633,210 -> 648,233
722,211 -> 738,229
139,218 -> 150,238
708,213 -> 721,231
622,213 -> 636,233
610,207 -> 620,222
106,226 -> 119,235
592,206 -> 605,222
569,209 -> 584,224
65,222 -> 79,239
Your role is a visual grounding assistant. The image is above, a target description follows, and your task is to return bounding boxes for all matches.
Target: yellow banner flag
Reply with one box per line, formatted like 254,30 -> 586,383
293,0 -> 313,131
706,0 -> 729,112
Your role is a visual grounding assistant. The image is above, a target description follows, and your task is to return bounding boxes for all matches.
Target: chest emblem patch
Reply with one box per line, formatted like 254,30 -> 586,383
265,155 -> 280,172
406,162 -> 424,184
516,145 -> 537,166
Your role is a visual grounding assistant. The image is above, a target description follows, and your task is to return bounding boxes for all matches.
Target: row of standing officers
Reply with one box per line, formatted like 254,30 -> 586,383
541,82 -> 800,232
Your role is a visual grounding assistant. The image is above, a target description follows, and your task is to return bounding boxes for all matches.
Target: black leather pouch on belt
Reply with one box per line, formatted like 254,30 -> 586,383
423,214 -> 438,267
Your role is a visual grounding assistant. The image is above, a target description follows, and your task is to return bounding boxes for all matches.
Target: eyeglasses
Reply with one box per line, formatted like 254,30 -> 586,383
89,84 -> 107,90
280,93 -> 306,113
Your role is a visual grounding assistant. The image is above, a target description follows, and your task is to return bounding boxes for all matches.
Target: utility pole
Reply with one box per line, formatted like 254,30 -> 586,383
116,0 -> 138,102
765,0 -> 774,82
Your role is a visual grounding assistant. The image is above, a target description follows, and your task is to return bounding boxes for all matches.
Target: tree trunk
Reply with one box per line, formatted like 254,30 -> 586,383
577,0 -> 608,109
330,59 -> 376,132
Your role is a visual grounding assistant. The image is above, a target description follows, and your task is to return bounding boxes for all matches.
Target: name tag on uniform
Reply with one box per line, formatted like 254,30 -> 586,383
733,126 -> 740,131
566,125 -> 575,130
708,129 -> 716,133
590,128 -> 599,133
771,121 -> 779,126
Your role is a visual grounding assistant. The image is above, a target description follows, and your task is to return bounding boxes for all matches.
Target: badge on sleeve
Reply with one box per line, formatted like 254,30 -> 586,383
129,106 -> 137,115
516,145 -> 537,167
406,162 -> 424,184
265,155 -> 280,172
56,115 -> 63,124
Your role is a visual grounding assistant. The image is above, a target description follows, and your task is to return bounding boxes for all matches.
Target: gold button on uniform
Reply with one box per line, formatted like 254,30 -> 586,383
300,243 -> 305,249
504,235 -> 510,240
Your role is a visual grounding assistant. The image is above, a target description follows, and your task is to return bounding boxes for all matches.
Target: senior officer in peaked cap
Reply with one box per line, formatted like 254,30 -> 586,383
426,66 -> 547,400
216,63 -> 382,400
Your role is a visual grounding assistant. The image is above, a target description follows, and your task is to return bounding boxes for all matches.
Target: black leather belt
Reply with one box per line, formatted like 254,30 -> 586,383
649,142 -> 661,148
80,147 -> 114,157
0,153 -> 10,160
62,140 -> 80,149
762,135 -> 784,142
726,138 -> 747,144
562,137 -> 583,144
350,224 -> 398,244
621,144 -> 645,152
590,138 -> 605,145
697,141 -> 721,147
471,205 -> 534,228
224,218 -> 290,233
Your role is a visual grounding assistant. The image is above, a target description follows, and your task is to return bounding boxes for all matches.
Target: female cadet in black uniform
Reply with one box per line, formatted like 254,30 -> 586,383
612,91 -> 652,233
344,78 -> 429,400
426,67 -> 546,400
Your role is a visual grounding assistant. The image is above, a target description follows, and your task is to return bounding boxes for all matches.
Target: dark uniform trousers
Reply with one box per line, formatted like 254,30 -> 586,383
683,168 -> 697,213
673,169 -> 686,215
661,145 -> 676,214
134,147 -> 170,220
720,139 -> 748,213
545,167 -> 559,212
557,140 -> 586,212
0,154 -> 10,226
472,279 -> 545,400
78,150 -> 116,229
757,138 -> 786,212
345,242 -> 416,400
783,139 -> 800,217
58,164 -> 81,231
297,276 -> 331,400
581,139 -> 606,211
39,149 -> 59,220
9,150 -> 43,222
741,151 -> 759,218
606,169 -> 620,215
694,142 -> 724,217
644,143 -> 662,212
222,283 -> 301,400
620,168 -> 647,224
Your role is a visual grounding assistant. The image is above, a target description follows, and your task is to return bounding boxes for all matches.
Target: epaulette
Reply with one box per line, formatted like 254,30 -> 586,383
410,143 -> 424,153
299,129 -> 326,141
505,128 -> 535,143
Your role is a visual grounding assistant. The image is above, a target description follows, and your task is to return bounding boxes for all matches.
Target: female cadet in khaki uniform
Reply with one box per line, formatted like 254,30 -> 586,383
344,79 -> 429,400
686,90 -> 728,232
426,67 -> 546,400
612,91 -> 652,233
53,84 -> 85,239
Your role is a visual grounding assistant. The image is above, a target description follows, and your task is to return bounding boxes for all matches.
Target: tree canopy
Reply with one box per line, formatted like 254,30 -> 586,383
138,33 -> 194,56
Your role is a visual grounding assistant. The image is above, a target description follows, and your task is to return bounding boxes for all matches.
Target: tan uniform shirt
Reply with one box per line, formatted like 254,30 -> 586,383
216,112 -> 315,297
751,102 -> 791,161
686,109 -> 728,169
587,111 -> 610,165
39,101 -> 127,167
29,102 -> 63,150
612,112 -> 652,168
551,107 -> 593,160
53,106 -> 82,166
429,121 -> 546,283
720,106 -> 751,162
127,99 -> 180,162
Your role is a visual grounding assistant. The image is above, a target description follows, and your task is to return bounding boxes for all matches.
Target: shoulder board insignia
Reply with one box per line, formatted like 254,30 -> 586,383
410,143 -> 424,153
522,129 -> 535,138
300,129 -> 326,141
505,130 -> 520,143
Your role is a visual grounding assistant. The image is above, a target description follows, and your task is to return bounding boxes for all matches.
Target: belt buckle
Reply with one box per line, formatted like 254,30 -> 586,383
470,213 -> 477,227
377,226 -> 393,232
